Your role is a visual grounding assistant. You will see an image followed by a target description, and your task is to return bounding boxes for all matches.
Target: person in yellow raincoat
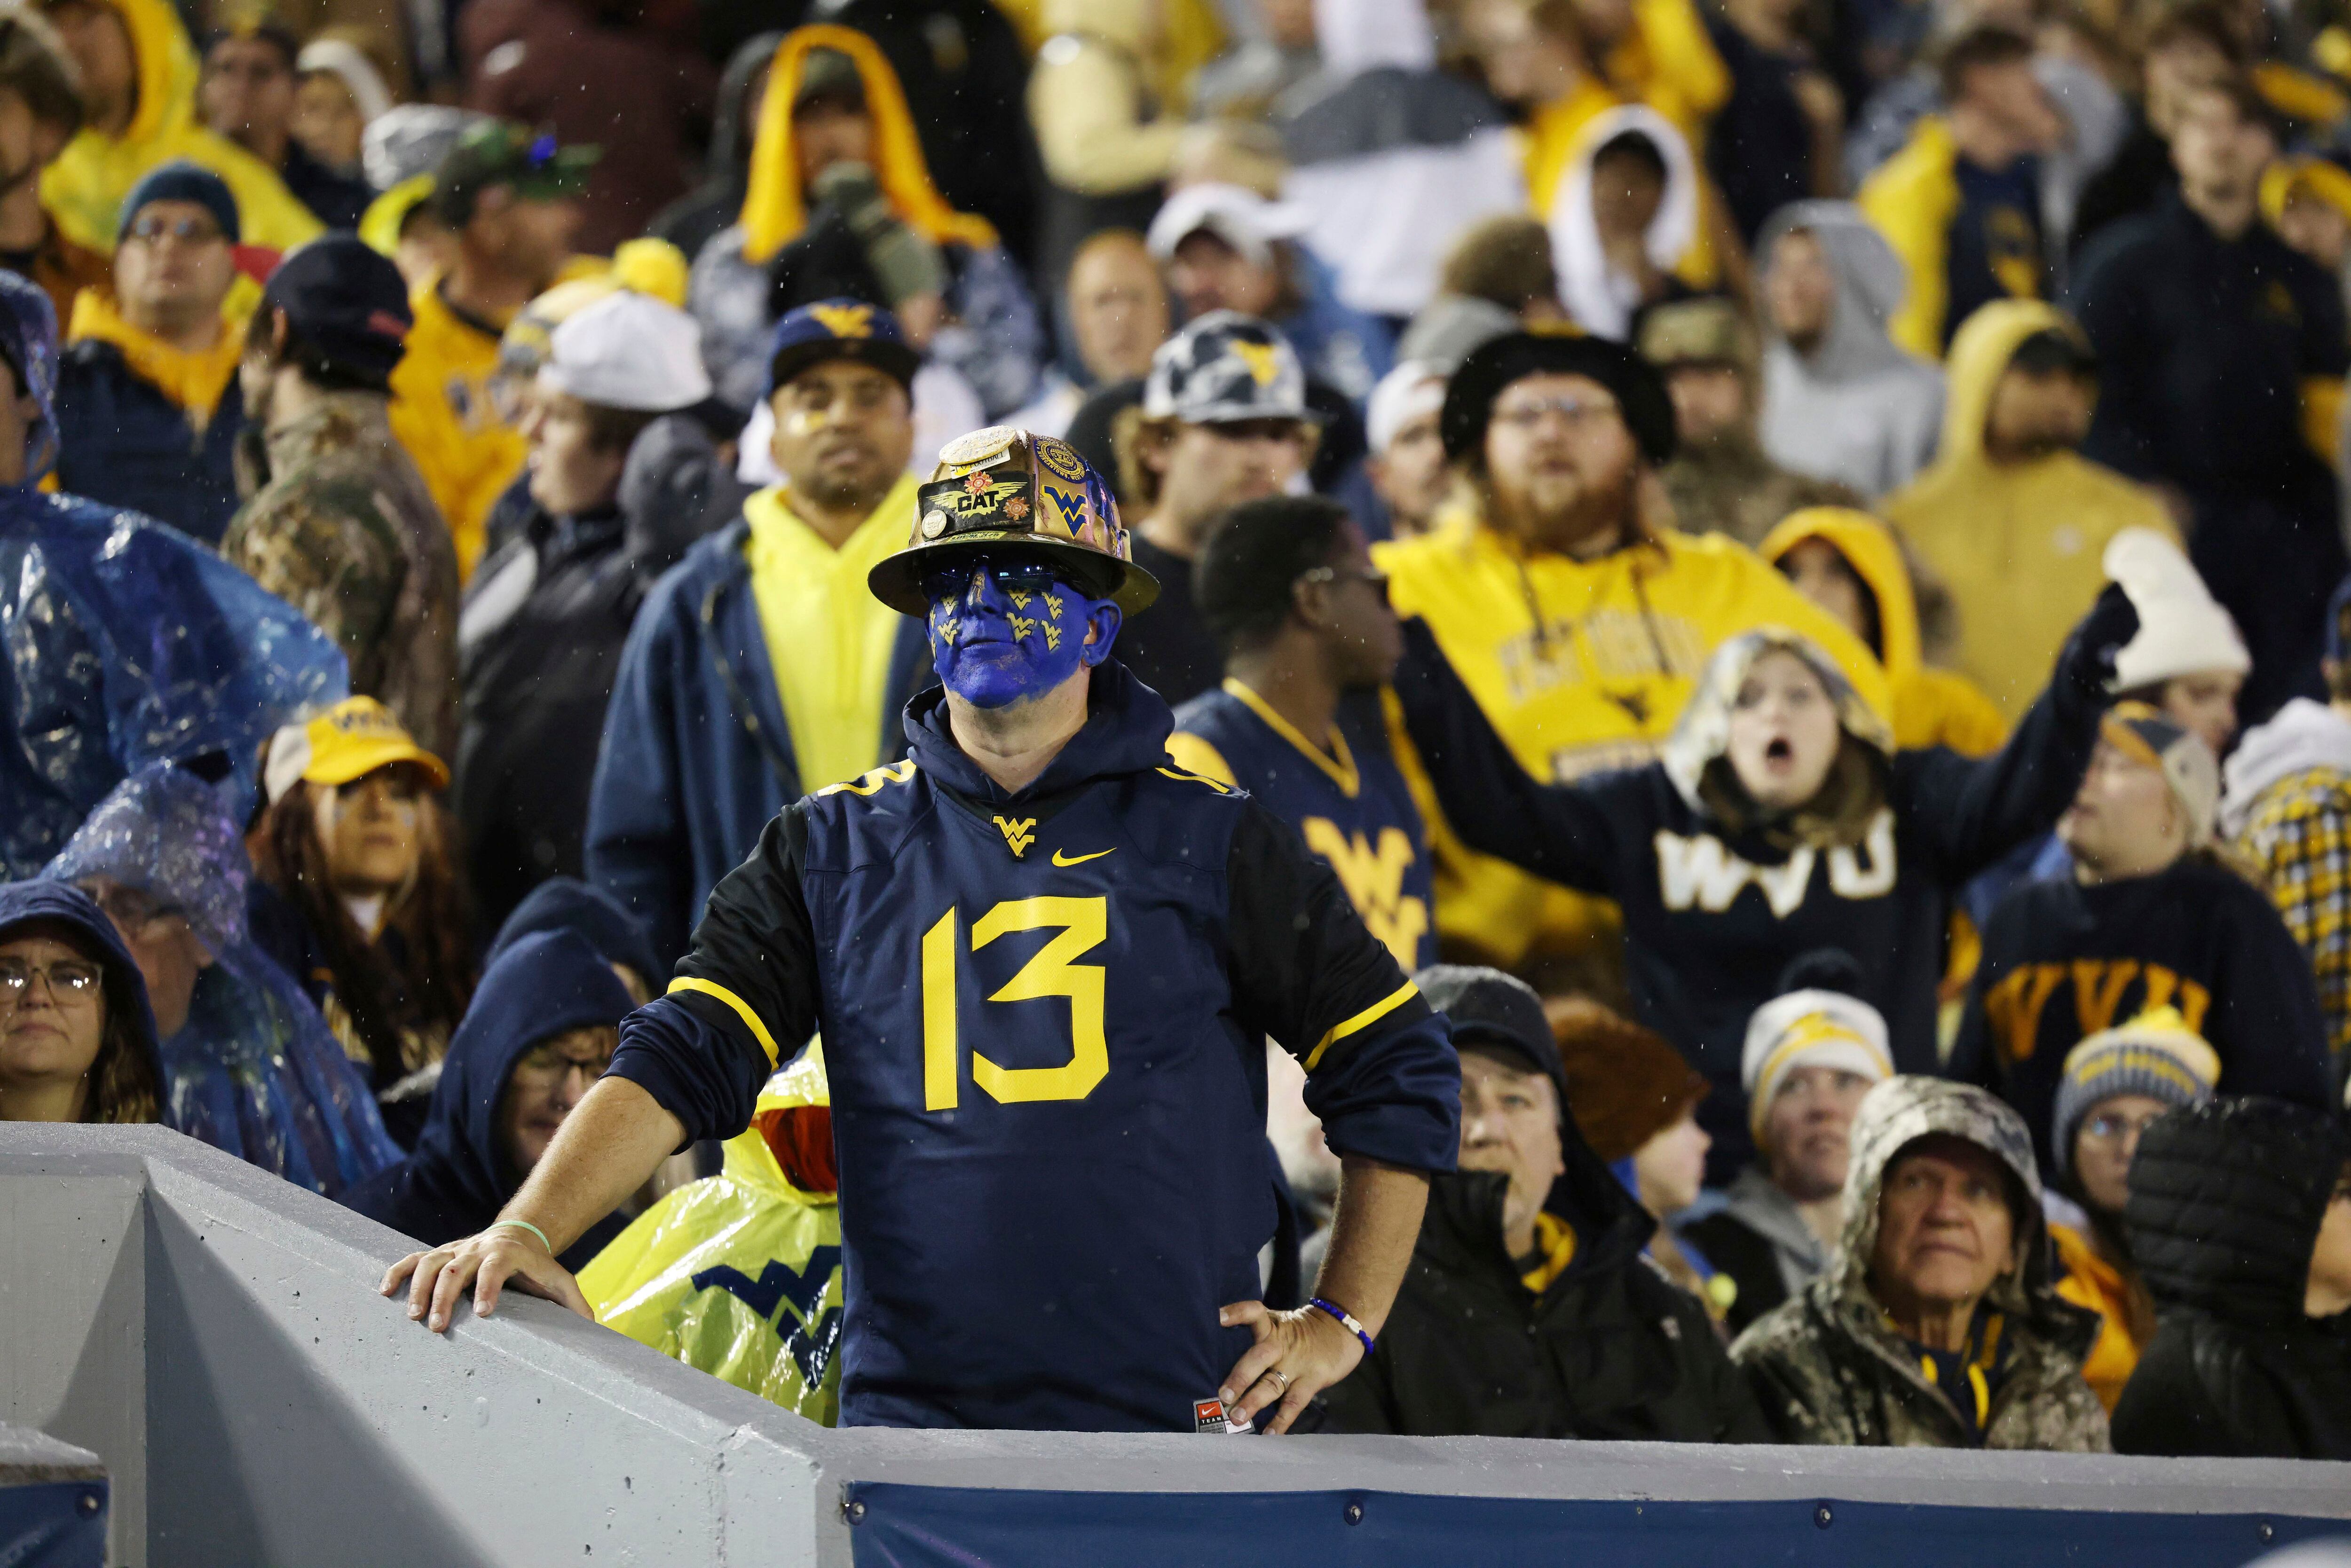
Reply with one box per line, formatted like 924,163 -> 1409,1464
36,0 -> 319,254
580,1048 -> 844,1423
1760,507 -> 2006,757
1881,299 -> 2175,722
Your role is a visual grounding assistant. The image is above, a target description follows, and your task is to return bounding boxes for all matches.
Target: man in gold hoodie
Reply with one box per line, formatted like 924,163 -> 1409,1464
1882,299 -> 2176,723
35,0 -> 317,255
1376,330 -> 1887,974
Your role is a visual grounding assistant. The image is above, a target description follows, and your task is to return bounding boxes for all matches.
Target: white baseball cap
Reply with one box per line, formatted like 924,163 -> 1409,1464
1145,182 -> 1315,270
1366,360 -> 1446,455
536,290 -> 713,414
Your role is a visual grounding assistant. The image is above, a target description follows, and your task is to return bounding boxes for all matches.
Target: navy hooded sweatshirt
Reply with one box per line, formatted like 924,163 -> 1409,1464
0,879 -> 164,1118
484,875 -> 661,996
341,930 -> 637,1271
607,659 -> 1461,1432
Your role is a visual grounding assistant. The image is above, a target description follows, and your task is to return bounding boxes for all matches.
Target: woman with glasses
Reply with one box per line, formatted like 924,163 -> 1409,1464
0,880 -> 162,1126
341,929 -> 638,1273
2041,1009 -> 2220,1412
249,697 -> 475,1149
46,761 -> 401,1196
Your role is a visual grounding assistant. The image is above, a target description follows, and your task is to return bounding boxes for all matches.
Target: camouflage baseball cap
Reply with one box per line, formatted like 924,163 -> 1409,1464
1142,311 -> 1320,426
432,121 -> 599,227
867,426 -> 1159,616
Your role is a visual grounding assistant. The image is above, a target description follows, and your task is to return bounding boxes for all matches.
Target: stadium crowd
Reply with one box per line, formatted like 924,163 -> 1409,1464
5,0 -> 2351,1458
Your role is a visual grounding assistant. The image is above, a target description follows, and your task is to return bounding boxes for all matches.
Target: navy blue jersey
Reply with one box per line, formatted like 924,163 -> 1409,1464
1169,679 -> 1437,974
607,662 -> 1459,1432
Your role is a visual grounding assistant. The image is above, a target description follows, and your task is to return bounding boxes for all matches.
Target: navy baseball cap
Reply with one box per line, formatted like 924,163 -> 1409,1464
260,234 -> 413,387
765,298 -> 920,396
1414,964 -> 1567,1103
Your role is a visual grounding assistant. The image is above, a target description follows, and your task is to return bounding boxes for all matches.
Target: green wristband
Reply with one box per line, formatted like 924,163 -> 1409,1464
489,1218 -> 553,1255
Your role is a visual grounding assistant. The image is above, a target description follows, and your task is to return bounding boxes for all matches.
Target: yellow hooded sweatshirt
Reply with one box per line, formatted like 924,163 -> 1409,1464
580,1049 -> 845,1424
1375,513 -> 1890,967
1881,299 -> 2177,722
1760,507 -> 2007,757
40,0 -> 321,256
387,254 -> 606,579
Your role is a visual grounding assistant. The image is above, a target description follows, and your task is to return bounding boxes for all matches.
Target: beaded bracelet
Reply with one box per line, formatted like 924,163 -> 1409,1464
1309,1297 -> 1375,1357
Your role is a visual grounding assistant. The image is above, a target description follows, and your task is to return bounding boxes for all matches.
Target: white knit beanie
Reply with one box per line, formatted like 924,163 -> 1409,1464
2106,528 -> 2251,691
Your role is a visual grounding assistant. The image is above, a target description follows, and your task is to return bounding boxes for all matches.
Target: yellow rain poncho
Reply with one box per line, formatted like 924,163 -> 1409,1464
40,0 -> 321,255
737,26 -> 999,266
1880,299 -> 2175,721
580,1049 -> 844,1423
1759,507 -> 2006,757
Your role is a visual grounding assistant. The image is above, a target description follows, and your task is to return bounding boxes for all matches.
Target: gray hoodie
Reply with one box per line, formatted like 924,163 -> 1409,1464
1755,201 -> 1946,501
2220,697 -> 2351,840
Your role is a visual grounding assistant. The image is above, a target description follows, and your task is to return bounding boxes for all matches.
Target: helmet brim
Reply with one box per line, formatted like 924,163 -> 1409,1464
868,533 -> 1161,617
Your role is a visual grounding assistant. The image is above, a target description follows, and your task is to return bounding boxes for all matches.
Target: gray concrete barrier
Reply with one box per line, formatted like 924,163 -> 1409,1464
5,1123 -> 2350,1568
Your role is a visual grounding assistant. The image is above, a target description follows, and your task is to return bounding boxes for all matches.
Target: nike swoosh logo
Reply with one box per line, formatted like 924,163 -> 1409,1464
1051,848 -> 1115,866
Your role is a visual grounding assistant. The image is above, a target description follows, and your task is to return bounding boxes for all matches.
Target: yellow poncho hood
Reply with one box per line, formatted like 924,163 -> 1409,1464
738,25 -> 998,265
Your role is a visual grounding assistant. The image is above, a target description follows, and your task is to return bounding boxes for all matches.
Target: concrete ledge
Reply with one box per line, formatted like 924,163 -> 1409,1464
6,1123 -> 2350,1568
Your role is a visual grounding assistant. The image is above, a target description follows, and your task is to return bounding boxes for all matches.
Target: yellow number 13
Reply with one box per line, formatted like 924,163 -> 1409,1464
922,896 -> 1109,1109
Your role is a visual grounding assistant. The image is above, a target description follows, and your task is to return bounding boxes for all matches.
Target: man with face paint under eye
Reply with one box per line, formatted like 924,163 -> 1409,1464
385,426 -> 1462,1437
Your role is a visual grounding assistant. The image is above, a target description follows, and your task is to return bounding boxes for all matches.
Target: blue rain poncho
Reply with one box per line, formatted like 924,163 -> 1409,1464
0,270 -> 347,879
45,762 -> 401,1195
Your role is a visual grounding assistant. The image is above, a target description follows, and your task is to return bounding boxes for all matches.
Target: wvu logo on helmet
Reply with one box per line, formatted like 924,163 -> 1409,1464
1042,481 -> 1090,536
1230,340 -> 1282,386
809,302 -> 876,339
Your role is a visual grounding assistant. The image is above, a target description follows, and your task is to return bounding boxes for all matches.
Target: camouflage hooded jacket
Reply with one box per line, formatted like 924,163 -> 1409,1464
221,390 -> 459,759
1728,1077 -> 2111,1451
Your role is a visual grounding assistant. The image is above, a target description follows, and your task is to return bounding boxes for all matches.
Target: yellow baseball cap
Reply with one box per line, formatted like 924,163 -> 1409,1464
265,697 -> 449,804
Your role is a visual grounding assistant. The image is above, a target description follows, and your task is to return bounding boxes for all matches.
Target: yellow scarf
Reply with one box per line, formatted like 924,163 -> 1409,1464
738,25 -> 1000,265
1518,1212 -> 1579,1295
66,287 -> 245,427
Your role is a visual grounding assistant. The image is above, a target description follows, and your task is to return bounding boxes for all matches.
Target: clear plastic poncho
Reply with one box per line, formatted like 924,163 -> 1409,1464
45,762 -> 402,1196
0,269 -> 347,879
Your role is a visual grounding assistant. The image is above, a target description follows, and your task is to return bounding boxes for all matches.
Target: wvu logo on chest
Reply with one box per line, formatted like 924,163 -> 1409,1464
1981,959 -> 2212,1065
1304,819 -> 1428,969
1654,809 -> 1897,918
994,815 -> 1037,857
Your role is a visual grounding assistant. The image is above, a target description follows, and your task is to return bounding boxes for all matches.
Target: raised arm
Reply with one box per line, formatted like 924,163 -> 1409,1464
1388,616 -> 1625,894
1894,585 -> 2137,881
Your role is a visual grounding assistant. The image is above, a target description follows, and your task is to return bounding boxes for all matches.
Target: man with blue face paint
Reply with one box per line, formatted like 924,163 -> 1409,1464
386,425 -> 1462,1437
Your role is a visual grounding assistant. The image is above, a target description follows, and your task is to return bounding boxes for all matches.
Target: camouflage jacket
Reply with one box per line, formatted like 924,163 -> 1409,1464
221,391 -> 460,759
1728,1077 -> 2112,1452
1659,435 -> 1862,551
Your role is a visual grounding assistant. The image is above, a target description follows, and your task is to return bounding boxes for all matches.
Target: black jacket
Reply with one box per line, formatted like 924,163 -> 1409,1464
1322,1129 -> 1769,1442
2113,1096 -> 2351,1460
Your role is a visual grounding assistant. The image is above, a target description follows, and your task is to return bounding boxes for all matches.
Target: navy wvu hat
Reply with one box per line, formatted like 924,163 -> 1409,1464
260,234 -> 412,386
765,298 -> 920,395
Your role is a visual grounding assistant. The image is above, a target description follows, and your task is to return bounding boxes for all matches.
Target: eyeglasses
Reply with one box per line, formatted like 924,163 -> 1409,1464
125,213 -> 226,247
0,960 -> 103,1004
1490,393 -> 1620,433
511,1040 -> 614,1083
1298,564 -> 1389,599
920,558 -> 1073,601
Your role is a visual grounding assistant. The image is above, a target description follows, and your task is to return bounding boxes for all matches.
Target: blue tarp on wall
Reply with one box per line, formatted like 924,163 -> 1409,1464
844,1484 -> 2345,1568
0,1476 -> 108,1568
